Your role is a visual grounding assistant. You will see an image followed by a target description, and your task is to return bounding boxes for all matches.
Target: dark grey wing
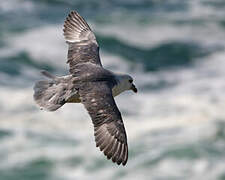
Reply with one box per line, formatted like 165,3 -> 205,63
63,11 -> 102,74
79,81 -> 128,166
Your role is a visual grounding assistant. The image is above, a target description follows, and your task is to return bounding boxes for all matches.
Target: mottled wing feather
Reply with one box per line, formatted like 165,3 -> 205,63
79,81 -> 128,165
63,11 -> 102,74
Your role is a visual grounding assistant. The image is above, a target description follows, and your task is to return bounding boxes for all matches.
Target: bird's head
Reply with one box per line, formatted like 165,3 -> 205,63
115,74 -> 137,95
126,75 -> 138,93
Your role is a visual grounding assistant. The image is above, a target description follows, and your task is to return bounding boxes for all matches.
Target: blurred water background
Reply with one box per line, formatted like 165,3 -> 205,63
0,0 -> 225,179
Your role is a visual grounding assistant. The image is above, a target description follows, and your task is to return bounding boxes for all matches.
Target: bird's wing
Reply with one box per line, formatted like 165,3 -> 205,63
79,81 -> 128,166
63,11 -> 102,74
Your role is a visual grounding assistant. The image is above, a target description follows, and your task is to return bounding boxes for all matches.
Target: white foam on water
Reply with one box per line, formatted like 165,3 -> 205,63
1,51 -> 225,179
0,0 -> 34,13
4,26 -> 68,69
1,18 -> 224,69
189,0 -> 225,20
93,22 -> 225,49
0,24 -> 132,74
1,48 -> 225,179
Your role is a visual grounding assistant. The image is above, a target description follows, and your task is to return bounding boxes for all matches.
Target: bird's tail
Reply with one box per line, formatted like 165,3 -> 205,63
33,71 -> 70,111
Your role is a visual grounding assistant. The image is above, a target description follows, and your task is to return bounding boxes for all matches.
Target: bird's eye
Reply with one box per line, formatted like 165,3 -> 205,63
129,79 -> 133,83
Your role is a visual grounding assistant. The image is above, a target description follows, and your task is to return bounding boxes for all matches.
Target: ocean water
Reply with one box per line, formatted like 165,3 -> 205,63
0,0 -> 225,179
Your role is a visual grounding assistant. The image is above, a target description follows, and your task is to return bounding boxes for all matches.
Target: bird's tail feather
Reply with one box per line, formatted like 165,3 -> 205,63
33,71 -> 68,111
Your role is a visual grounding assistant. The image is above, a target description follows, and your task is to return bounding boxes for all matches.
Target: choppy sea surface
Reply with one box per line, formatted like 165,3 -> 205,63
0,0 -> 225,179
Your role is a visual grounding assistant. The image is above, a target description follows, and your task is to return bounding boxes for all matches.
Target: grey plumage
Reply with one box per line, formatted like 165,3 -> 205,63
33,11 -> 137,166
78,81 -> 128,165
64,11 -> 102,74
33,71 -> 79,111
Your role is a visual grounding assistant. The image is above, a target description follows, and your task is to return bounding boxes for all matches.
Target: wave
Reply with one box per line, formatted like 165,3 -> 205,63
0,52 -> 55,76
1,1 -> 225,179
97,34 -> 210,71
0,84 -> 225,179
1,24 -> 218,80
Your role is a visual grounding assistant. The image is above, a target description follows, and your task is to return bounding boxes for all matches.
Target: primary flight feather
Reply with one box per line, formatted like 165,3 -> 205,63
33,11 -> 137,166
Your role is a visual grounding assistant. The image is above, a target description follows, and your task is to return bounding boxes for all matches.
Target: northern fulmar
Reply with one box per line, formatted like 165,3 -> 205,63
33,11 -> 137,166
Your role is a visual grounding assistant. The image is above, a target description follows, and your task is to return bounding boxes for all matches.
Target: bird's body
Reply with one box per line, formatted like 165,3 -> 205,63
33,11 -> 137,166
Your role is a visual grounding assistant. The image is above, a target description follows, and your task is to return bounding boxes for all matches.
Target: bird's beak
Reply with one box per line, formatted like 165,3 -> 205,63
131,83 -> 137,93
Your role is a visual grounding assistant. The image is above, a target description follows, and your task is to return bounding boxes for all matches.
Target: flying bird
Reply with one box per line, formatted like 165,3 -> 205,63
33,11 -> 137,166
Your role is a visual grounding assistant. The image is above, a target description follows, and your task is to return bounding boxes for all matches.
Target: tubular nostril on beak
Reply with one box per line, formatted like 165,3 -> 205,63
131,84 -> 137,93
